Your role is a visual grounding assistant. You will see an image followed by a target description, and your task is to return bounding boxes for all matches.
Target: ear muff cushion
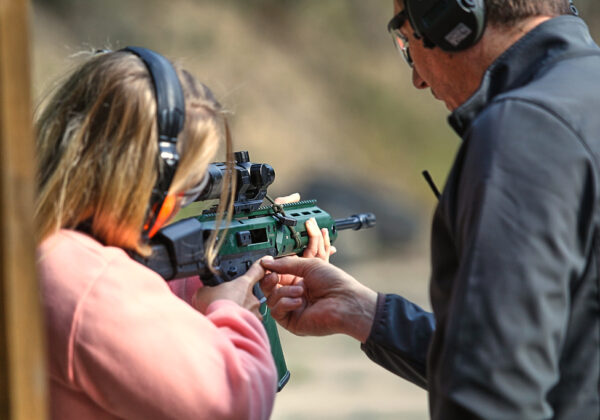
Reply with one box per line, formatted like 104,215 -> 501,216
146,193 -> 178,238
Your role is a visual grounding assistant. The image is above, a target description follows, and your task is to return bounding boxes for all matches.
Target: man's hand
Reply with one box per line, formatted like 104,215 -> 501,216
260,256 -> 378,343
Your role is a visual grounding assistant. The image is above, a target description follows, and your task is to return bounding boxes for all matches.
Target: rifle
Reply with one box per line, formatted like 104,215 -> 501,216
134,151 -> 376,391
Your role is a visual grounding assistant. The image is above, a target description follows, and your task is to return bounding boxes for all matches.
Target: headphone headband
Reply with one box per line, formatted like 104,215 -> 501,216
121,46 -> 186,238
122,46 -> 185,167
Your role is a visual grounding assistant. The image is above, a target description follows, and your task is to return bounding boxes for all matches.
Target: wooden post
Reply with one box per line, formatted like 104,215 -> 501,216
0,0 -> 49,419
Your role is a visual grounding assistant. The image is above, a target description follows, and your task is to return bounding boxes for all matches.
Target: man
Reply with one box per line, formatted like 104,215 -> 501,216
261,0 -> 600,418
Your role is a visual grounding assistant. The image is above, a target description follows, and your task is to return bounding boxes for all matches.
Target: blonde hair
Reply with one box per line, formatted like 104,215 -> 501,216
35,50 -> 234,262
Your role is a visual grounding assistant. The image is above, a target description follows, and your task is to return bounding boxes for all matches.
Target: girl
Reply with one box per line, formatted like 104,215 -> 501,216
35,48 -> 279,420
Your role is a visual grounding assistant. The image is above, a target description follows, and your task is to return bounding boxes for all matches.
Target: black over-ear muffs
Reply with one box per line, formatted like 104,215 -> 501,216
403,0 -> 486,52
121,46 -> 186,238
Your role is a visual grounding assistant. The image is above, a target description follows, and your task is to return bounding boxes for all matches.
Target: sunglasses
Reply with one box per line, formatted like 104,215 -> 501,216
387,10 -> 413,68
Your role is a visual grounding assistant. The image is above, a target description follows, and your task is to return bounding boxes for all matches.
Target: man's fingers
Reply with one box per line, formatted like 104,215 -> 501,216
266,284 -> 304,308
260,272 -> 279,296
270,298 -> 304,321
261,255 -> 315,279
274,193 -> 301,205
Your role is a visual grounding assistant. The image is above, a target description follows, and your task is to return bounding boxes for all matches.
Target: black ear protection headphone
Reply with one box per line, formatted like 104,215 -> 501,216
403,0 -> 579,52
403,0 -> 486,52
121,46 -> 186,238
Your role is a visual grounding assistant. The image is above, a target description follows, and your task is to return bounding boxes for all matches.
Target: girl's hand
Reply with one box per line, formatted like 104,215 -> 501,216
193,260 -> 265,318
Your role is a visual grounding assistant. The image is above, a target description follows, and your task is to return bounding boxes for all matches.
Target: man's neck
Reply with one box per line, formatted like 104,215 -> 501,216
452,16 -> 553,108
482,16 -> 553,66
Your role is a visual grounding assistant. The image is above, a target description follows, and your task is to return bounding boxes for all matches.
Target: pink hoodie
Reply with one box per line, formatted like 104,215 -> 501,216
38,229 -> 277,420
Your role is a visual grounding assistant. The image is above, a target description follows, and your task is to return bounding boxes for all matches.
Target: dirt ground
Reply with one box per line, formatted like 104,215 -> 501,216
270,235 -> 432,420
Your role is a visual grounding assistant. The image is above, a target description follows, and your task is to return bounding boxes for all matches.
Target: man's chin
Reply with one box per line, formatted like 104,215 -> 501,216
431,90 -> 454,110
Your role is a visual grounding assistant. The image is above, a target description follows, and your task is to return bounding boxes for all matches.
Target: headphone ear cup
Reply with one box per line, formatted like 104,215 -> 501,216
405,0 -> 486,52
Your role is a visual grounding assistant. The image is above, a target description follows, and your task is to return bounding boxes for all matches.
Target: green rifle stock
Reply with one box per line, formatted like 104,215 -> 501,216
134,152 -> 376,391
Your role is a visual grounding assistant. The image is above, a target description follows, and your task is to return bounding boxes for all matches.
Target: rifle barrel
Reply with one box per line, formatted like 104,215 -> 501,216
334,213 -> 376,231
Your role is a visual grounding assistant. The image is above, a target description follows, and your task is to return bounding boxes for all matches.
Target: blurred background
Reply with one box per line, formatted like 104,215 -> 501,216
30,1 -> 600,419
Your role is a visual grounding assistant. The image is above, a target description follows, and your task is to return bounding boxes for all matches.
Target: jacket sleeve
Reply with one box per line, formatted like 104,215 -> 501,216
431,99 -> 595,419
361,293 -> 435,389
70,263 -> 277,420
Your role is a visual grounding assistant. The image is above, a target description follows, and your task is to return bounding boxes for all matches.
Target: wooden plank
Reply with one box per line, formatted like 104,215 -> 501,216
0,0 -> 49,418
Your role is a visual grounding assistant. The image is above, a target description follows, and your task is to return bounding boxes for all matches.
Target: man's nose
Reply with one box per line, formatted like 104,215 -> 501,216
412,68 -> 429,90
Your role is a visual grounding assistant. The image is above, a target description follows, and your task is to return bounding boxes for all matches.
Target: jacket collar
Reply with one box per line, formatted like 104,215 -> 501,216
448,15 -> 593,136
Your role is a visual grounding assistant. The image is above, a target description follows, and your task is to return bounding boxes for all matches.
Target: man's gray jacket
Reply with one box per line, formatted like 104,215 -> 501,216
361,15 -> 600,419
